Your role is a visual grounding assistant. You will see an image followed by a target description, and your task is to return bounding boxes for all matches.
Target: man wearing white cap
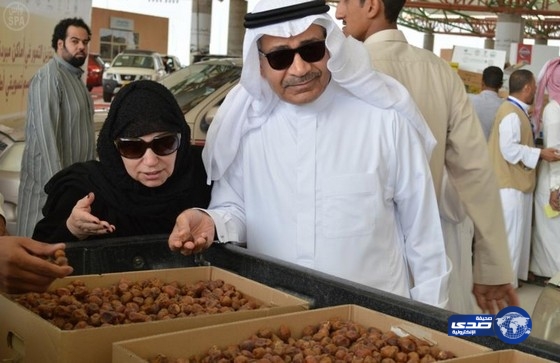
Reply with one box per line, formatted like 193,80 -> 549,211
168,0 -> 450,307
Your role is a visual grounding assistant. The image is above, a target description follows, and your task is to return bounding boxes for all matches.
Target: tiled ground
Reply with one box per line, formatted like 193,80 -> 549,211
518,281 -> 544,315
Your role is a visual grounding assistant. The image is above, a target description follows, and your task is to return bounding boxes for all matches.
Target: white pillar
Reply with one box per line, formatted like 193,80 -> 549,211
494,13 -> 524,59
209,0 -> 231,55
191,0 -> 212,56
227,0 -> 246,57
209,0 -> 246,57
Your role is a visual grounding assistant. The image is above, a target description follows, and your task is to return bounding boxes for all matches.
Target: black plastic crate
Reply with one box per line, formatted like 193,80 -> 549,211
63,235 -> 560,361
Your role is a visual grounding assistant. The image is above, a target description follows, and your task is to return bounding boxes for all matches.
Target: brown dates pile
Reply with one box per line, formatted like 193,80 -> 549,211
149,318 -> 457,363
13,277 -> 262,330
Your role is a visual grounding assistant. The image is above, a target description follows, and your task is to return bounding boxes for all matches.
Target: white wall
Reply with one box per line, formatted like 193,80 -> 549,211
92,0 -> 192,65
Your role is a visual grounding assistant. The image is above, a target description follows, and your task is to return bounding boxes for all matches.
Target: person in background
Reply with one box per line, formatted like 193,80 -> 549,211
335,0 -> 516,314
17,18 -> 96,237
169,0 -> 451,308
529,58 -> 560,280
0,237 -> 72,293
469,66 -> 505,140
488,69 -> 560,289
32,80 -> 211,242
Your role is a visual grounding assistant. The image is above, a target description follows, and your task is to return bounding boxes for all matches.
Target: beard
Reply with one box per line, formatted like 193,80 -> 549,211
67,55 -> 86,67
62,44 -> 86,67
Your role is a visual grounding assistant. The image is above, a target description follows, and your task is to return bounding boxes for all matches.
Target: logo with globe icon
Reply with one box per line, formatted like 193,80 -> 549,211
494,306 -> 532,344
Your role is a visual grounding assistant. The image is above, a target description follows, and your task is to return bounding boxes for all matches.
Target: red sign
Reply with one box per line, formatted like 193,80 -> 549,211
517,44 -> 533,64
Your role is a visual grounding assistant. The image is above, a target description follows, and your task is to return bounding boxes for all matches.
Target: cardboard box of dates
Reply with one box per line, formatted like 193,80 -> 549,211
448,349 -> 555,363
113,304 -> 492,363
0,266 -> 309,363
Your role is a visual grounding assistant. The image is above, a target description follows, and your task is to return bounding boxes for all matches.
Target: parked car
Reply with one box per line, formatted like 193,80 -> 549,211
191,53 -> 238,63
102,49 -> 167,102
159,57 -> 242,146
86,53 -> 106,91
0,114 -> 106,235
0,58 -> 241,232
162,55 -> 182,73
0,116 -> 25,234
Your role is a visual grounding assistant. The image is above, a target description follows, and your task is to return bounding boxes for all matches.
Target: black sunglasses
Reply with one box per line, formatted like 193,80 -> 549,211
114,133 -> 181,159
258,40 -> 326,70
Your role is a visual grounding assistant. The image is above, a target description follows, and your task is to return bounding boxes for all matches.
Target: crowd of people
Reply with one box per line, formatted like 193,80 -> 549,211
334,0 -> 514,314
529,59 -> 560,281
2,0 -> 559,317
487,69 -> 560,290
469,63 -> 560,289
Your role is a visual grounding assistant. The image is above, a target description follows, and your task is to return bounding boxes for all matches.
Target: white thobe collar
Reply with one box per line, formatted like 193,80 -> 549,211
283,79 -> 337,117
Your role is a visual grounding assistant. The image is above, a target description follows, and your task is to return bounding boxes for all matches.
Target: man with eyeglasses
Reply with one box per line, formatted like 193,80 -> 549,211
169,0 -> 451,308
17,18 -> 96,237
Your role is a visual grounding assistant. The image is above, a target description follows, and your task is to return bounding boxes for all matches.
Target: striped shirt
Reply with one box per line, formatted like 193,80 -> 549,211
17,55 -> 95,237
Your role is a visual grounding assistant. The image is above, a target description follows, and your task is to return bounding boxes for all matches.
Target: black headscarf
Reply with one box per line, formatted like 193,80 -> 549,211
36,80 -> 210,240
95,79 -> 194,203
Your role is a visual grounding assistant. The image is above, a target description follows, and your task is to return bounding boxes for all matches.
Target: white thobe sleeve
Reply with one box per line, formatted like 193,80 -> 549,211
205,153 -> 247,243
498,113 -> 540,169
393,116 -> 450,308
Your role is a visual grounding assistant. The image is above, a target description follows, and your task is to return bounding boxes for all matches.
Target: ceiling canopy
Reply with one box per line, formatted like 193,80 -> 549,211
329,0 -> 560,40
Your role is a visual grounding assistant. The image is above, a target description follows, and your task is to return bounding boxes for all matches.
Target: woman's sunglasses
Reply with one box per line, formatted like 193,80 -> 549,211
114,133 -> 181,159
258,40 -> 326,70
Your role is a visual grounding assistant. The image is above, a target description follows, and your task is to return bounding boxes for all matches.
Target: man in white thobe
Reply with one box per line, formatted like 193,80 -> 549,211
168,0 -> 450,308
488,69 -> 560,288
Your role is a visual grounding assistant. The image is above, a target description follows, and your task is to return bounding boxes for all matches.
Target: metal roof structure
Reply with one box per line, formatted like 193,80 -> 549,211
329,0 -> 560,40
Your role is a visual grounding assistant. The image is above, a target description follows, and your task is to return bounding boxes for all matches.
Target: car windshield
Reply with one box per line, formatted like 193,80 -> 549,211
164,63 -> 241,112
112,54 -> 154,69
94,55 -> 105,67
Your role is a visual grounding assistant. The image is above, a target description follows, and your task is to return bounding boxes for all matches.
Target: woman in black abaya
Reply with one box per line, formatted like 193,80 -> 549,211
33,80 -> 211,242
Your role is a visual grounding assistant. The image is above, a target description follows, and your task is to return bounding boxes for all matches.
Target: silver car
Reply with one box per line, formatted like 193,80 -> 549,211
159,57 -> 242,146
0,115 -> 106,235
0,117 -> 25,234
102,50 -> 167,102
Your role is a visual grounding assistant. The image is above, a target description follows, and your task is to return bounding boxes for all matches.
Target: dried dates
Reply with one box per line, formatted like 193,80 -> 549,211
149,318 -> 457,363
13,277 -> 261,330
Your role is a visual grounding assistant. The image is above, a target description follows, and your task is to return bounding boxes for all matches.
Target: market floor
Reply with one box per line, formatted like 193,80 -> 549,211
518,280 -> 545,316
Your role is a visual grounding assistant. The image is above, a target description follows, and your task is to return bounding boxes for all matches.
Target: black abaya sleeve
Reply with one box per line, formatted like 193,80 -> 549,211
32,186 -> 90,243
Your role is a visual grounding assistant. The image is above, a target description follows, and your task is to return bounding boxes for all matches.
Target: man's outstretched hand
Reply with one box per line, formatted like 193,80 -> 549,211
473,283 -> 520,314
168,209 -> 215,255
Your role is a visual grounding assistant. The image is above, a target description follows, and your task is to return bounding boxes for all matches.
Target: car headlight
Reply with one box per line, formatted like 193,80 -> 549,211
139,75 -> 153,80
103,72 -> 114,80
